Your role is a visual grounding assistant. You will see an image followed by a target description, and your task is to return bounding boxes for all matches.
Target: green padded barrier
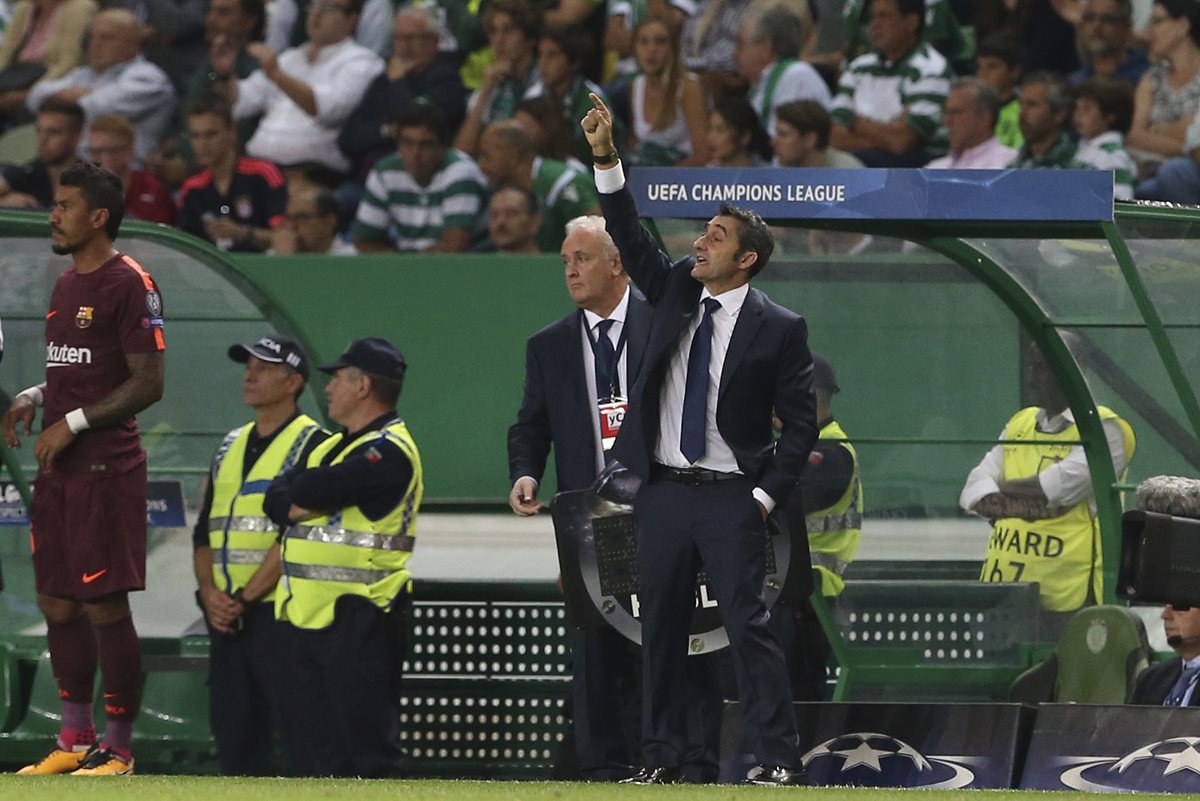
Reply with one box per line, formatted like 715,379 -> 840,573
1052,606 -> 1150,704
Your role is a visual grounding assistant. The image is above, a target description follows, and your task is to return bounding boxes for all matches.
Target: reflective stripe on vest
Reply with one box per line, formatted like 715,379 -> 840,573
807,420 -> 863,597
981,405 -> 1135,612
278,419 -> 423,630
207,415 -> 322,599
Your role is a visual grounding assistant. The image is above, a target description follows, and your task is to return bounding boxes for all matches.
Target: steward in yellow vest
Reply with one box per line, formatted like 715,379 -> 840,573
193,334 -> 327,776
961,343 -> 1135,632
263,337 -> 422,778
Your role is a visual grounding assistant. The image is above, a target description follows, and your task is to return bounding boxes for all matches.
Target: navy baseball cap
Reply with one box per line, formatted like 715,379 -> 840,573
812,352 -> 839,394
229,334 -> 309,379
319,337 -> 407,381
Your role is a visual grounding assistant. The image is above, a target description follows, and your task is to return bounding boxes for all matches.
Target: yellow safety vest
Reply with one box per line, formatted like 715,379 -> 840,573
806,420 -> 863,597
277,419 -> 423,630
207,414 -> 322,601
981,405 -> 1135,612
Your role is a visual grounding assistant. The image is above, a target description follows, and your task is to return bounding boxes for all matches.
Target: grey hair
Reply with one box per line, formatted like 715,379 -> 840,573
950,77 -> 1003,127
1137,476 -> 1200,520
564,215 -> 619,259
747,6 -> 805,60
396,3 -> 449,41
1022,70 -> 1074,114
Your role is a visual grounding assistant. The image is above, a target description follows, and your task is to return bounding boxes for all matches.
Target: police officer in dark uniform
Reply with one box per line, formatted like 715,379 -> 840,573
264,337 -> 423,778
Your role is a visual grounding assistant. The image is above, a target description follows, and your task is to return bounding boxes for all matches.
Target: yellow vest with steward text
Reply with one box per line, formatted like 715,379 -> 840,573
981,405 -> 1135,612
807,420 -> 863,597
207,414 -> 322,601
277,419 -> 423,630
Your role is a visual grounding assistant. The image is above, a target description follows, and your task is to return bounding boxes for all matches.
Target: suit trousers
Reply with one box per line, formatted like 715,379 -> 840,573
635,476 -> 800,769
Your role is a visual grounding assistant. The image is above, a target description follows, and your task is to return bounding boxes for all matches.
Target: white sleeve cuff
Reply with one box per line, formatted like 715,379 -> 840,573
65,408 -> 90,434
960,477 -> 1001,513
594,161 -> 626,194
752,487 -> 776,515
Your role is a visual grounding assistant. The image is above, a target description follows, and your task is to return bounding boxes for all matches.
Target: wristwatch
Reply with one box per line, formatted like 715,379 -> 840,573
592,150 -> 619,166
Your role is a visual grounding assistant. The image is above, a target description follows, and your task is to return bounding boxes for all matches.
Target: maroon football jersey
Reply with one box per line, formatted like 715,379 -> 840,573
42,252 -> 166,477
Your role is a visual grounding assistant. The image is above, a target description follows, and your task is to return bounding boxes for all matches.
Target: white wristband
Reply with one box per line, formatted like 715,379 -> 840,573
17,384 -> 44,407
65,408 -> 89,434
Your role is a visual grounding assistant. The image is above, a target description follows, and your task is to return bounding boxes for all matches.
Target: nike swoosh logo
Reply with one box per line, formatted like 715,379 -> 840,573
46,310 -> 57,319
81,569 -> 107,584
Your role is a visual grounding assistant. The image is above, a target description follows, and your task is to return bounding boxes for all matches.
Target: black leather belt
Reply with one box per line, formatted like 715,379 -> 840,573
650,464 -> 743,485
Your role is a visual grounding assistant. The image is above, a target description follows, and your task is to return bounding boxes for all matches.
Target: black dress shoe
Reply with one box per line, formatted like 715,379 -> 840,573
620,766 -> 682,785
746,764 -> 808,786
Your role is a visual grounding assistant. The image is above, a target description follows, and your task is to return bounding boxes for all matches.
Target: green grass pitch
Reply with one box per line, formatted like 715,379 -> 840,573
0,777 -> 1188,801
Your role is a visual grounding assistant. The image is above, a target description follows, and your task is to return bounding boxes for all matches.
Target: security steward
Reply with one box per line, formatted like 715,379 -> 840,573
193,334 -> 326,775
960,340 -> 1135,637
770,353 -> 863,701
264,337 -> 422,778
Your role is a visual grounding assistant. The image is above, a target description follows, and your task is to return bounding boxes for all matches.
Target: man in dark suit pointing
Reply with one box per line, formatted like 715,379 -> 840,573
582,93 -> 819,786
1131,604 -> 1200,706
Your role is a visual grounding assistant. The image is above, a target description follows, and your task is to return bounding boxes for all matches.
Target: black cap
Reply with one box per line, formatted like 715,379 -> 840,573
319,336 -> 407,381
229,334 -> 309,379
812,352 -> 839,394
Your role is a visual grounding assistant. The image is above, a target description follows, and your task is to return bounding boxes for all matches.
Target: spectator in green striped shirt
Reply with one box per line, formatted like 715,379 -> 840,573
828,0 -> 953,167
352,104 -> 488,253
1072,76 -> 1136,199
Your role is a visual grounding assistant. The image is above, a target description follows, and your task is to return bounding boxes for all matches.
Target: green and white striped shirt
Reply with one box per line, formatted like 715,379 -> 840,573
1074,131 -> 1136,201
532,157 -> 598,253
353,149 -> 488,251
830,42 -> 952,150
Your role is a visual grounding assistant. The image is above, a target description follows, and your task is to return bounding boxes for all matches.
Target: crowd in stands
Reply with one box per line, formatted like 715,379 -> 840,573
0,0 -> 1192,255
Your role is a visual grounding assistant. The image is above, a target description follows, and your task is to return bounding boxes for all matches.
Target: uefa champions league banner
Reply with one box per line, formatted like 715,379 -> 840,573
627,168 -> 1115,222
720,702 -> 1033,787
1020,704 -> 1200,793
0,480 -> 185,527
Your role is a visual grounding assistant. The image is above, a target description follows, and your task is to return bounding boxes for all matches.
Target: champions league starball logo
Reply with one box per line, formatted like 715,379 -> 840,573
1057,737 -> 1200,792
801,732 -> 983,788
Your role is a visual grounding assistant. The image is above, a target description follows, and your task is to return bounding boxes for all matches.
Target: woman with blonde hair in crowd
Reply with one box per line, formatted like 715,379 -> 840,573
626,13 -> 710,166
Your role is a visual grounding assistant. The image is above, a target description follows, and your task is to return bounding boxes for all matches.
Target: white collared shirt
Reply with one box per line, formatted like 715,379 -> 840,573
1177,656 -> 1200,707
959,407 -> 1129,512
655,283 -> 748,476
581,286 -> 631,474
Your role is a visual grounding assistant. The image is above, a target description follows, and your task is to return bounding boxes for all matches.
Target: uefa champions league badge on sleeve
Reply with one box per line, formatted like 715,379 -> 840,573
598,395 -> 627,451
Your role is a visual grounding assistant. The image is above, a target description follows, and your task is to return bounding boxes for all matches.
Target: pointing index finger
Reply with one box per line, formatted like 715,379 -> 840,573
588,92 -> 610,120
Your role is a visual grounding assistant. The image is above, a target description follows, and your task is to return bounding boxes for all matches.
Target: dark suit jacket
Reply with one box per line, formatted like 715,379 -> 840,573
1130,658 -> 1200,706
599,184 -> 819,507
508,291 -> 651,492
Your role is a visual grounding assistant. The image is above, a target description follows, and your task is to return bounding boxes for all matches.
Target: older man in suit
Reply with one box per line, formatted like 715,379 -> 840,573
508,216 -> 720,782
582,93 -> 818,786
1131,604 -> 1200,706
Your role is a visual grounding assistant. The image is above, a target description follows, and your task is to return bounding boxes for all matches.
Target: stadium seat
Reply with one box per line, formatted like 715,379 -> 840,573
0,123 -> 35,165
1008,605 -> 1150,704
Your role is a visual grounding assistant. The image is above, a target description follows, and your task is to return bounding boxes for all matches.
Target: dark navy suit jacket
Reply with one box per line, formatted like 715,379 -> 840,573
507,290 -> 652,492
599,183 -> 819,507
1130,658 -> 1200,706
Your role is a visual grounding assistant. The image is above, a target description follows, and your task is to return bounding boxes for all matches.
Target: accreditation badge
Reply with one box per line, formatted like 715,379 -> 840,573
598,396 -> 628,451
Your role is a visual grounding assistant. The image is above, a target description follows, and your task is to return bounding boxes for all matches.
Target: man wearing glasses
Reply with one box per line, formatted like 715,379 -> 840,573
1068,0 -> 1150,86
212,0 -> 384,178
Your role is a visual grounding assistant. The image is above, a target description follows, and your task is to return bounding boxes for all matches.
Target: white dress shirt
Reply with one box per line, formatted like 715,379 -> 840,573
1178,656 -> 1200,707
594,161 -> 776,512
959,407 -> 1129,513
581,286 -> 631,474
234,37 -> 384,172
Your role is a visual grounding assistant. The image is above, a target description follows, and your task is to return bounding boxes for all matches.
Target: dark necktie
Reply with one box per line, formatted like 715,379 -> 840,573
594,319 -> 617,399
1165,663 -> 1200,706
680,297 -> 721,463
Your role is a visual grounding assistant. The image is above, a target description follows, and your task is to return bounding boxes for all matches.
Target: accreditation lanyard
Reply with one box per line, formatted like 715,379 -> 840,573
583,313 -> 629,452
